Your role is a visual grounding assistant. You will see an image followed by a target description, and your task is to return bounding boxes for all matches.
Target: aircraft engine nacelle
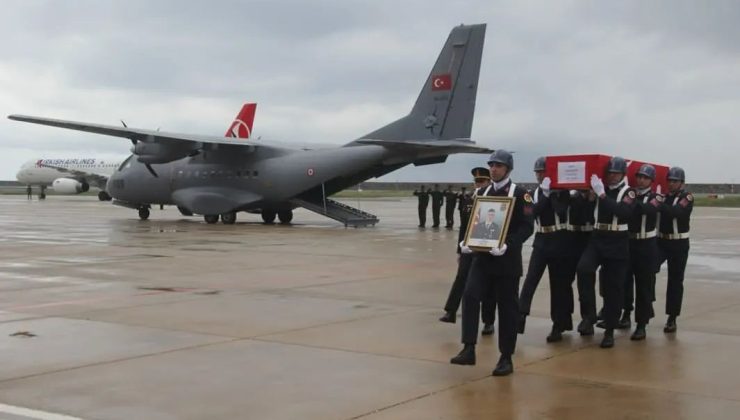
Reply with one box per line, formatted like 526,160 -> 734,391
52,178 -> 90,194
132,141 -> 198,164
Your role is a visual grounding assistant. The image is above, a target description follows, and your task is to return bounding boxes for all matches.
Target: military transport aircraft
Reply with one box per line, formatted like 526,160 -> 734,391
15,103 -> 257,201
9,24 -> 490,227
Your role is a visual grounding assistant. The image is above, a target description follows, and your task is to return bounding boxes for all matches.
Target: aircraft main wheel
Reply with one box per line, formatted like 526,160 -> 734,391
98,191 -> 112,201
221,212 -> 237,225
261,209 -> 276,224
204,214 -> 219,224
177,206 -> 194,216
278,210 -> 293,224
138,207 -> 150,220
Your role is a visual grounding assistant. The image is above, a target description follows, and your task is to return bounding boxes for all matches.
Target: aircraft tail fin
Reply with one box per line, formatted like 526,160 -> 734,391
359,24 -> 486,142
225,103 -> 257,138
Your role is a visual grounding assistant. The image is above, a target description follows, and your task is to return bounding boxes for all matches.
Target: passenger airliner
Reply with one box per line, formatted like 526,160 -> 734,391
16,103 -> 257,200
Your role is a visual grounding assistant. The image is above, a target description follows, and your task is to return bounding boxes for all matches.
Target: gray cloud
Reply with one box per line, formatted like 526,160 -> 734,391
1,0 -> 738,182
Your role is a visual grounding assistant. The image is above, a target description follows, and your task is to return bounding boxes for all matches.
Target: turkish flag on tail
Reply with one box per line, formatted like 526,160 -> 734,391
431,74 -> 452,91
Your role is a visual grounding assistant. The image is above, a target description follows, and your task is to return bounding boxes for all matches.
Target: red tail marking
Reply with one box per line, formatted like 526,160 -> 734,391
225,103 -> 257,138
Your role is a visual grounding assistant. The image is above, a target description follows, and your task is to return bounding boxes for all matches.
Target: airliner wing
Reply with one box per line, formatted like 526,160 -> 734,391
38,163 -> 109,188
7,114 -> 294,152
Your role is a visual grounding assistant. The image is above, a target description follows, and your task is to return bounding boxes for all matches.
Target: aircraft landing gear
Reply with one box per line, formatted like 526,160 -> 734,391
98,190 -> 112,201
177,206 -> 194,216
204,214 -> 219,224
138,207 -> 150,220
221,212 -> 237,225
39,185 -> 47,200
278,210 -> 293,224
261,209 -> 276,224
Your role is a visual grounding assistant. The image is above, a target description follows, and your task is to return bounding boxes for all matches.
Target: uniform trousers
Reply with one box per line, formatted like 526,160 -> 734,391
577,240 -> 628,329
658,239 -> 690,316
461,256 -> 519,355
443,254 -> 495,323
519,246 -> 573,330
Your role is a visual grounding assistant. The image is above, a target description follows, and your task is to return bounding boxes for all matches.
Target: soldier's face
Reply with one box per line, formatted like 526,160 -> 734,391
489,163 -> 508,182
636,174 -> 652,189
668,180 -> 683,193
535,170 -> 545,183
606,172 -> 624,186
474,178 -> 489,188
486,212 -> 495,223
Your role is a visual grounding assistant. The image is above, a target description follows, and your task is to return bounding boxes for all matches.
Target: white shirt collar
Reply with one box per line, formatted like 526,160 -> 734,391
493,177 -> 511,191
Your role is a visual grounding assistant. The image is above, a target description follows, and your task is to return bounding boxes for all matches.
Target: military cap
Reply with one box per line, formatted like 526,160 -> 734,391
471,167 -> 490,180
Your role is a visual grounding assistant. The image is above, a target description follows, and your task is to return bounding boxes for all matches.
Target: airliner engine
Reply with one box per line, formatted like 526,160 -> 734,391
52,178 -> 89,194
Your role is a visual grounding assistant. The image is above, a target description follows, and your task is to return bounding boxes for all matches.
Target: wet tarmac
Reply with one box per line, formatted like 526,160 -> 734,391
1,195 -> 740,419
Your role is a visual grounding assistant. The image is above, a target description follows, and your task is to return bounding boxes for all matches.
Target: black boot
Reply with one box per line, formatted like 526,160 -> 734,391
481,322 -> 494,336
596,308 -> 604,320
517,315 -> 527,334
631,324 -> 646,341
439,311 -> 456,323
492,354 -> 513,376
546,326 -> 563,343
595,320 -> 606,329
577,319 -> 594,336
450,344 -> 476,365
617,311 -> 632,330
600,329 -> 615,348
664,316 -> 677,333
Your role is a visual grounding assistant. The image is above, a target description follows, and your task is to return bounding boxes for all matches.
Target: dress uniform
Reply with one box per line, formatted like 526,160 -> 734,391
440,168 -> 495,333
564,190 -> 595,334
444,186 -> 457,229
429,185 -> 444,228
657,166 -> 693,333
625,164 -> 661,340
576,156 -> 636,348
451,150 -> 534,376
413,186 -> 430,227
518,157 -> 571,342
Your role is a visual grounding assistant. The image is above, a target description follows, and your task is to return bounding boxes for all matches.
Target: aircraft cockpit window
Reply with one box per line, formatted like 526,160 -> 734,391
117,155 -> 134,172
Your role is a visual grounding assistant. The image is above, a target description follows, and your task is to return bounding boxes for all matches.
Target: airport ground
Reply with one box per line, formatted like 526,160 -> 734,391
1,195 -> 740,419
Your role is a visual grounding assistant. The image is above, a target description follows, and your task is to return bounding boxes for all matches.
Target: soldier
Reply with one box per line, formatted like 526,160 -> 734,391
444,185 -> 457,229
576,156 -> 636,348
657,167 -> 693,333
625,164 -> 661,340
429,184 -> 444,228
457,187 -> 467,222
26,185 -> 33,200
564,189 -> 595,338
412,185 -> 429,228
518,157 -> 571,342
440,167 -> 495,336
471,208 -> 501,239
450,150 -> 534,376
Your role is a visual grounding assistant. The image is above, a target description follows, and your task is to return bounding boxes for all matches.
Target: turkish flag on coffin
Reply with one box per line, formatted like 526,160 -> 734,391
431,74 -> 452,91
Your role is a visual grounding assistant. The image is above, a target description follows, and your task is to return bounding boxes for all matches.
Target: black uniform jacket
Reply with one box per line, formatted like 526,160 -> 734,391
531,188 -> 569,257
591,183 -> 636,259
473,181 -> 534,278
658,189 -> 693,236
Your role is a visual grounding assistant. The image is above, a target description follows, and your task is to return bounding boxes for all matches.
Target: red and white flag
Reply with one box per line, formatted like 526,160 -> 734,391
431,74 -> 452,91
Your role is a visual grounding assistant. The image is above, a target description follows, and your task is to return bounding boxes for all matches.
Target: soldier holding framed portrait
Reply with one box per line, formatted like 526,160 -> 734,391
450,150 -> 534,377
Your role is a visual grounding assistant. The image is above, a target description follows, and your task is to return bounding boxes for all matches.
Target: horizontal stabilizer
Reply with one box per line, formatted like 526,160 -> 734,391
356,138 -> 492,154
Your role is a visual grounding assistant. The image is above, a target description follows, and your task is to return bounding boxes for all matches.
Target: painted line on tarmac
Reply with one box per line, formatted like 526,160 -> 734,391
0,403 -> 83,420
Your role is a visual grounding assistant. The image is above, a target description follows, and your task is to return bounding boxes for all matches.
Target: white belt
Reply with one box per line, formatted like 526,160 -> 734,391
537,225 -> 565,233
659,232 -> 690,240
594,223 -> 628,232
629,231 -> 657,240
567,224 -> 593,232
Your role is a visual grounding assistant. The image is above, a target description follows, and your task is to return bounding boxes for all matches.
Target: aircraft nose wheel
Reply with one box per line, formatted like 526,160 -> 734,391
278,210 -> 293,224
98,191 -> 112,201
138,207 -> 150,220
204,214 -> 219,224
221,212 -> 237,225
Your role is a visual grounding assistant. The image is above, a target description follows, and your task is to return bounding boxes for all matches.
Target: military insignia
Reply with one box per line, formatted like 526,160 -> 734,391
687,194 -> 693,202
679,198 -> 689,208
523,193 -> 533,203
628,191 -> 636,199
655,194 -> 664,203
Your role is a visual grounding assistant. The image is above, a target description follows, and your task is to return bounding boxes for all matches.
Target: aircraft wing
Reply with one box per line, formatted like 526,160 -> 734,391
356,138 -> 493,154
7,114 -> 295,151
37,163 -> 109,187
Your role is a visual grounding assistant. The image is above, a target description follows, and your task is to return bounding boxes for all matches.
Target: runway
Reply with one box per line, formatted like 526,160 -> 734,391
1,195 -> 740,419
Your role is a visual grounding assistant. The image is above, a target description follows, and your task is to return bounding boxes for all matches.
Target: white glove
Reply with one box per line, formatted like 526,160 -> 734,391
590,174 -> 605,196
540,177 -> 551,197
489,244 -> 508,256
459,241 -> 473,254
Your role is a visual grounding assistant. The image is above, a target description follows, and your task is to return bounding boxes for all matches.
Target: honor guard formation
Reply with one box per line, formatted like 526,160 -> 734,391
440,150 -> 693,376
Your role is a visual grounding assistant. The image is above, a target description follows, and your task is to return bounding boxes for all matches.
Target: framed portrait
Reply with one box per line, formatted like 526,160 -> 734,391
463,196 -> 515,251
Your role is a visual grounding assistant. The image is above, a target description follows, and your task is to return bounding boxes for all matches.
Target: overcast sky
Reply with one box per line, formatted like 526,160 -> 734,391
1,0 -> 739,183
